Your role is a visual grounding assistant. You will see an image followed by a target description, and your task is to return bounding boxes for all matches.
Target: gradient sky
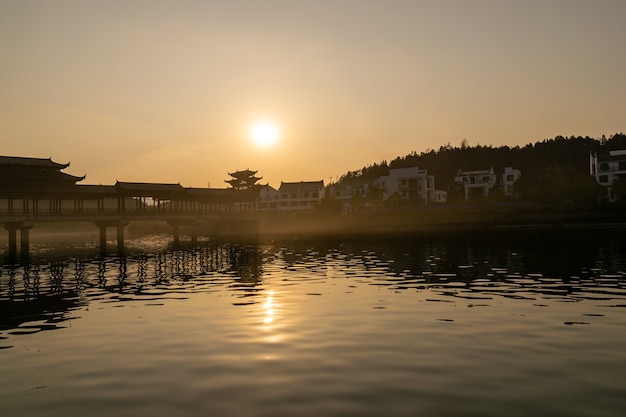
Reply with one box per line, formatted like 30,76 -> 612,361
1,0 -> 625,188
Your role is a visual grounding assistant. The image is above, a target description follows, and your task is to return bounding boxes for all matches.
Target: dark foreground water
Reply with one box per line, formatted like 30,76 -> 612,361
1,230 -> 626,417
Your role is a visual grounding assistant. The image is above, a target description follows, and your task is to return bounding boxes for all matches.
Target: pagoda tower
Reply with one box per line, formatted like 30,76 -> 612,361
225,169 -> 261,191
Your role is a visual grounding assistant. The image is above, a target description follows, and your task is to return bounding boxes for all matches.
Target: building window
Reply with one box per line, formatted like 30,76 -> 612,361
619,161 -> 626,170
281,193 -> 288,199
335,191 -> 341,197
599,162 -> 610,171
507,174 -> 514,182
599,175 -> 609,183
312,192 -> 319,198
303,192 -> 309,198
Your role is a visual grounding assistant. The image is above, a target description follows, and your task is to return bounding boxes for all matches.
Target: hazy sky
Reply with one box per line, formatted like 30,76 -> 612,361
1,0 -> 624,188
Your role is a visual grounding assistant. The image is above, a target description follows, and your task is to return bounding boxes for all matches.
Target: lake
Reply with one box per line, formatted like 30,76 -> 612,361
1,229 -> 626,416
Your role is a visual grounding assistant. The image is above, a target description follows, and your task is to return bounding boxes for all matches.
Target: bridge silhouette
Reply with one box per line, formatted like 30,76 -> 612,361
1,156 -> 260,261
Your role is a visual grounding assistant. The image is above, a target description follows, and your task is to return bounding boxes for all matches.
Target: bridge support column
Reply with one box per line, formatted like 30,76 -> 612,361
3,222 -> 33,262
95,220 -> 129,255
167,220 -> 200,247
172,225 -> 180,247
98,225 -> 107,252
5,224 -> 17,260
117,225 -> 125,254
20,225 -> 32,261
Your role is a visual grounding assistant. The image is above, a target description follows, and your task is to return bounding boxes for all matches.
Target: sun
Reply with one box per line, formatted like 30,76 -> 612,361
250,121 -> 279,147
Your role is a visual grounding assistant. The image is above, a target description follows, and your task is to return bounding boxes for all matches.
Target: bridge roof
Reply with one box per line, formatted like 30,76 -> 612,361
187,188 -> 236,202
115,182 -> 186,198
0,155 -> 70,169
74,185 -> 118,195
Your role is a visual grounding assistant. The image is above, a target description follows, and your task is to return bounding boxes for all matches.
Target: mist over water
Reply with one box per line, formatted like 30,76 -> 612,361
1,230 -> 625,417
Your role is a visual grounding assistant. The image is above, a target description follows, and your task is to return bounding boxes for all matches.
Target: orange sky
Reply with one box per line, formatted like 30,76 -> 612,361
1,1 -> 624,188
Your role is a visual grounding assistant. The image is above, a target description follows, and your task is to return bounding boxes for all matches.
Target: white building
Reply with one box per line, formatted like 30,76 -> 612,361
590,150 -> 626,202
454,168 -> 497,200
455,167 -> 521,200
257,184 -> 279,211
431,189 -> 448,203
277,181 -> 325,212
328,178 -> 379,213
377,167 -> 436,205
502,167 -> 522,196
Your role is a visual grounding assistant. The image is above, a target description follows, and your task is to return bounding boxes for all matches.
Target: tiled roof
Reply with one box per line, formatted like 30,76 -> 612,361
0,155 -> 69,169
278,180 -> 324,192
115,182 -> 186,197
227,169 -> 258,179
74,185 -> 118,195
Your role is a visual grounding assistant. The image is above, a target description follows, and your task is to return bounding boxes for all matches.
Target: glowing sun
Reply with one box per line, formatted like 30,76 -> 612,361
250,121 -> 279,146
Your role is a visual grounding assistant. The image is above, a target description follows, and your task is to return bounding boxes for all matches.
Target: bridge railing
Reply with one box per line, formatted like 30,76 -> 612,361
0,197 -> 258,218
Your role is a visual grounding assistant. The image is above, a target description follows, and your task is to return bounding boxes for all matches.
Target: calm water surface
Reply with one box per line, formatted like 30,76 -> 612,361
1,230 -> 626,417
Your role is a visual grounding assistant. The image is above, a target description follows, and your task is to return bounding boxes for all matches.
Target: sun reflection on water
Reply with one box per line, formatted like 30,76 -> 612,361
263,290 -> 275,324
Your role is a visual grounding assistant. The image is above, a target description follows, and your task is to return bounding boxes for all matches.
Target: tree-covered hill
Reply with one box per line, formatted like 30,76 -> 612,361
336,133 -> 626,203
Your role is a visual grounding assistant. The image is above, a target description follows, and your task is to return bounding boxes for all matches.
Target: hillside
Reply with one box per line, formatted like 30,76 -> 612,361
336,133 -> 626,203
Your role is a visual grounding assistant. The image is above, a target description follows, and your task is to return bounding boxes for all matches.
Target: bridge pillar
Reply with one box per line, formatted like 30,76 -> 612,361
3,222 -> 33,262
5,224 -> 17,260
98,225 -> 107,253
20,225 -> 32,261
172,225 -> 180,246
117,225 -> 125,254
166,220 -> 202,247
95,220 -> 129,255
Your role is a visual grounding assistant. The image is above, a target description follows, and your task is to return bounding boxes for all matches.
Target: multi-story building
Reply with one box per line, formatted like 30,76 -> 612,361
502,167 -> 522,196
590,150 -> 626,201
377,167 -> 436,205
327,178 -> 380,213
277,181 -> 325,212
258,184 -> 279,211
455,167 -> 520,200
454,168 -> 496,200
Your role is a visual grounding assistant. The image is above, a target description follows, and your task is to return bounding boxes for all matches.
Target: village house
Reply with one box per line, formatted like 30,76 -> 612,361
257,184 -> 279,211
455,167 -> 520,200
501,167 -> 522,196
327,177 -> 380,213
454,168 -> 497,200
377,167 -> 437,205
590,150 -> 626,202
277,180 -> 325,212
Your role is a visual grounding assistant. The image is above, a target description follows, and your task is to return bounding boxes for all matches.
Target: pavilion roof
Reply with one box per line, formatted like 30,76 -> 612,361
225,176 -> 261,185
0,155 -> 70,169
227,169 -> 258,179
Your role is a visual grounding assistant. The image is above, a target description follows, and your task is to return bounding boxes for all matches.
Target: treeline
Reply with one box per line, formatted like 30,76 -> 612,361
337,133 -> 626,204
